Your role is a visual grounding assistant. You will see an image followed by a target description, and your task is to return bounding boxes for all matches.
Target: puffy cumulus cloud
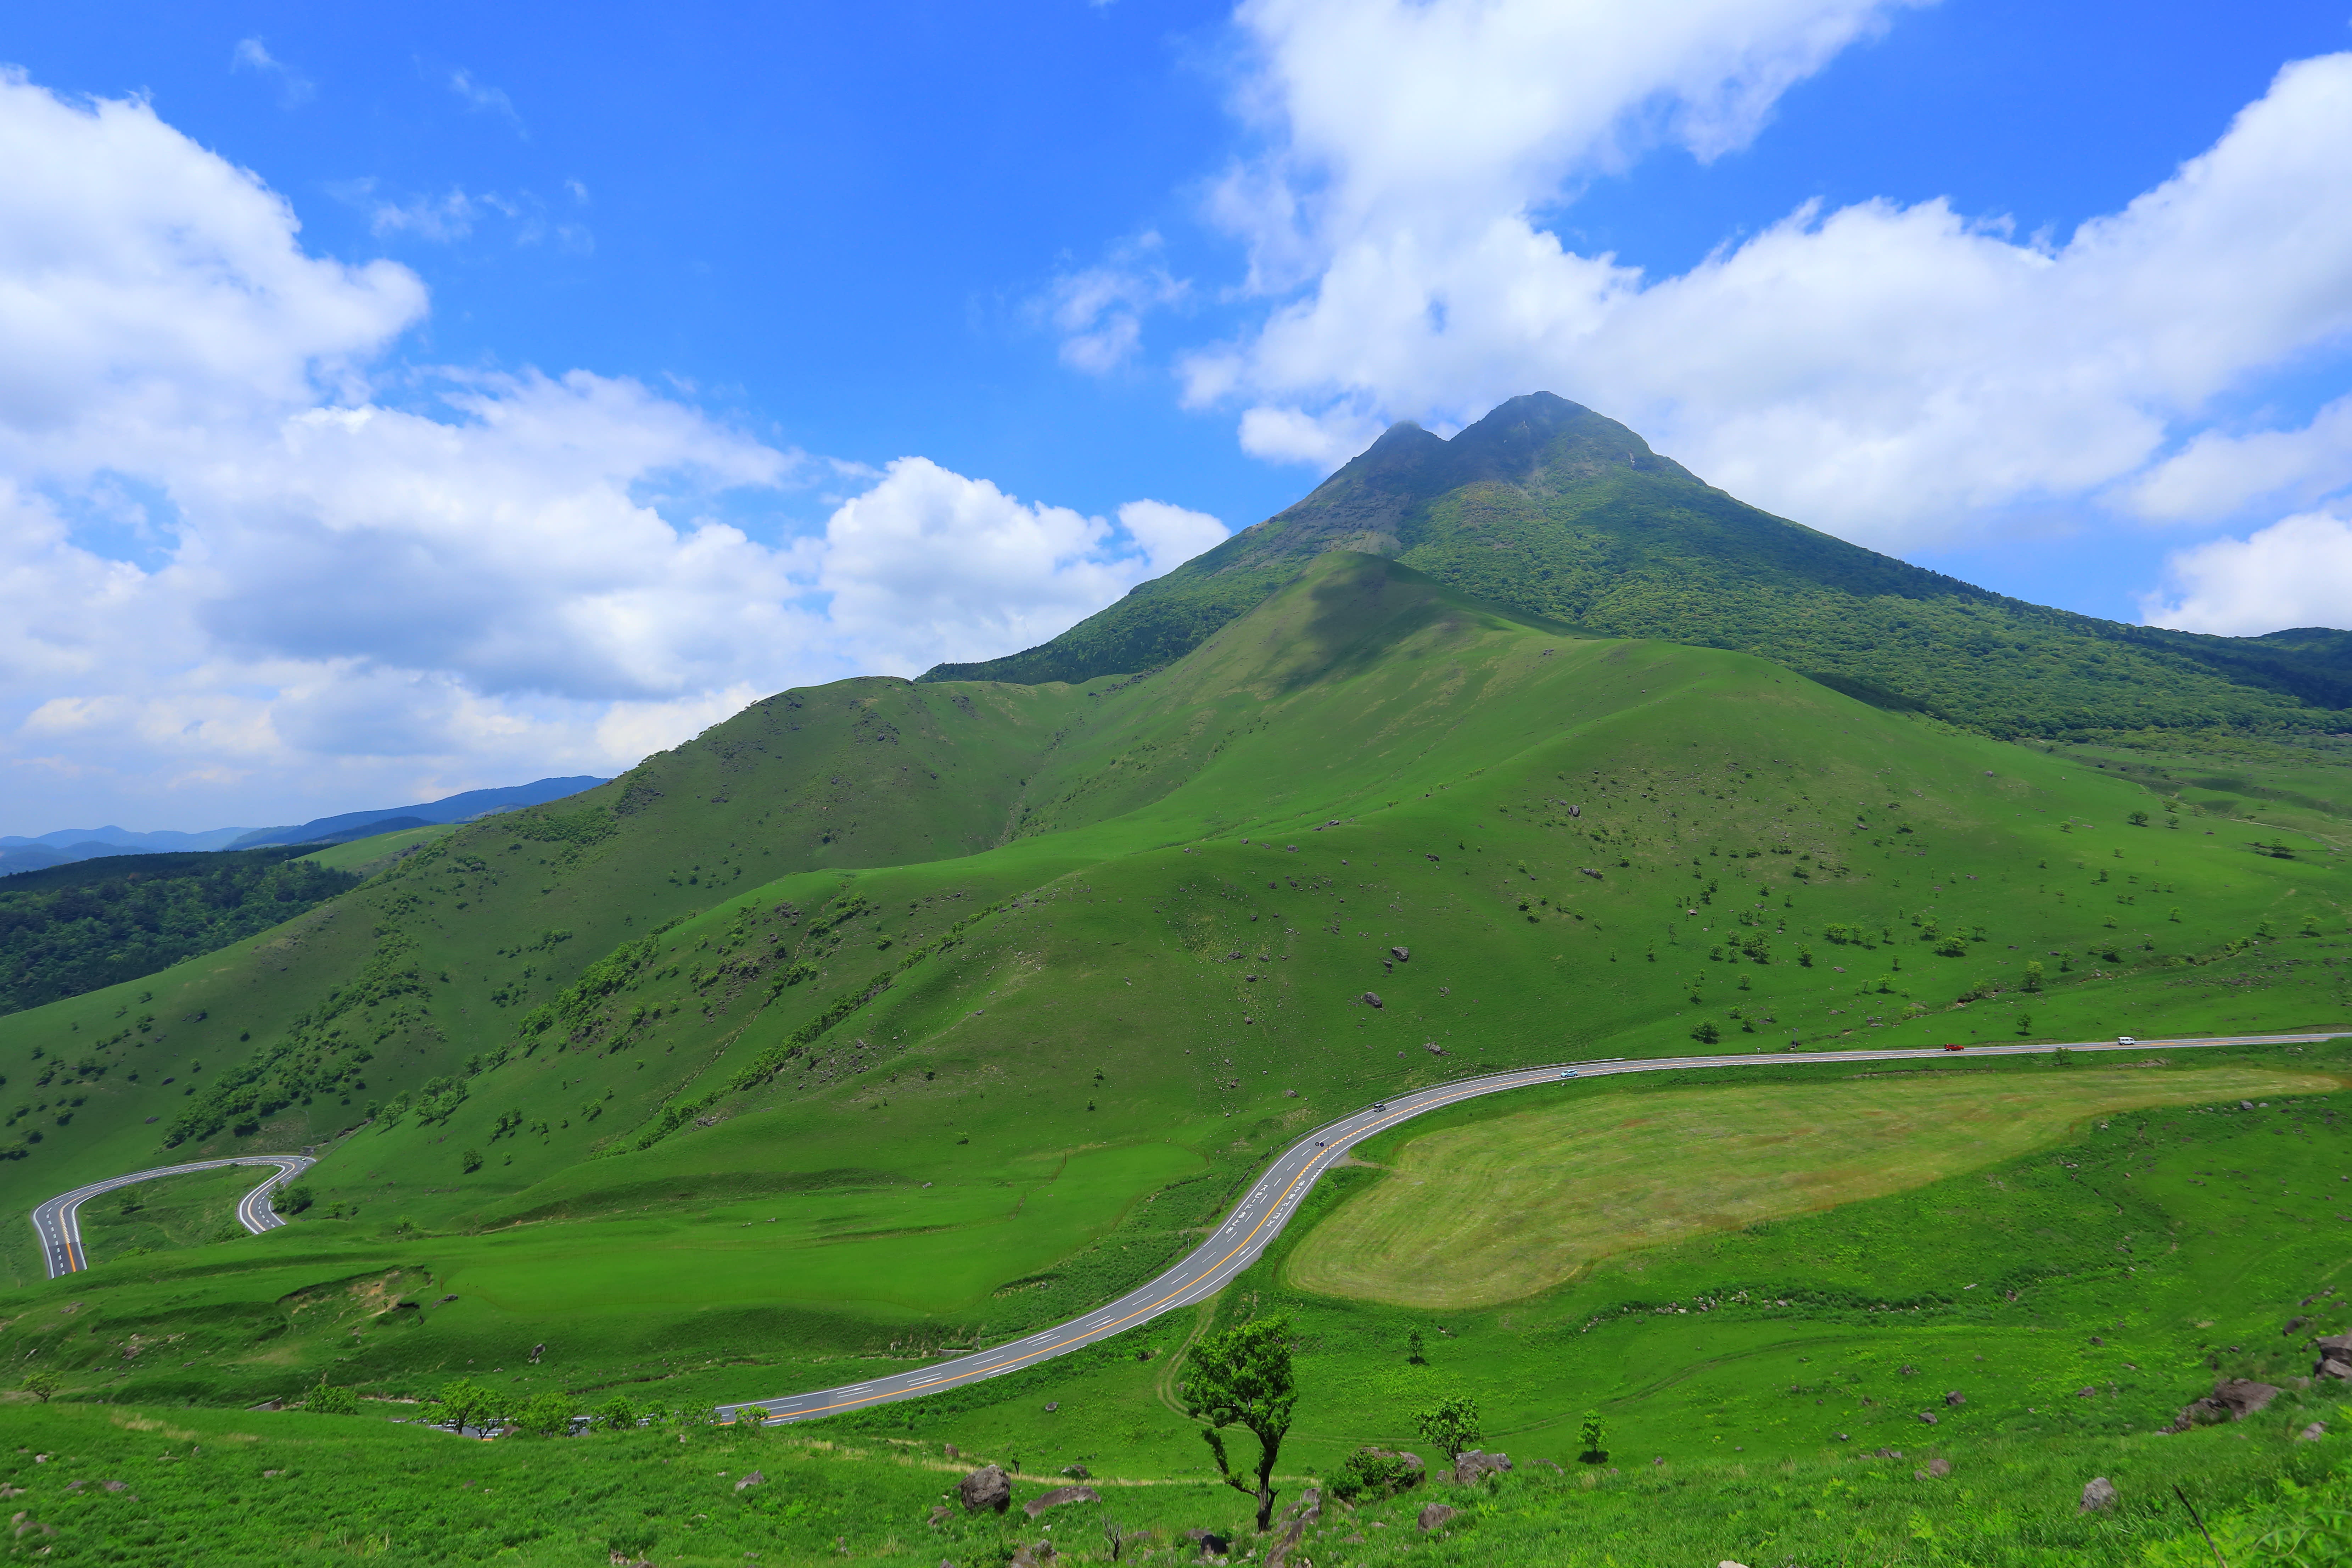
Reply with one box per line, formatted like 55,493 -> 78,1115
2143,512 -> 2352,636
0,72 -> 1228,832
1183,6 -> 2352,554
817,459 -> 1226,674
0,69 -> 426,475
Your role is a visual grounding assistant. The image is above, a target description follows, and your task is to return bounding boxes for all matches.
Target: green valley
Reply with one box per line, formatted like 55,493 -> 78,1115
2,404 -> 2348,1566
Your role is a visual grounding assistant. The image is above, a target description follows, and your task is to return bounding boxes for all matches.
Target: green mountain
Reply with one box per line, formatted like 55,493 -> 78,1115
0,425 -> 2345,1564
923,393 -> 2352,737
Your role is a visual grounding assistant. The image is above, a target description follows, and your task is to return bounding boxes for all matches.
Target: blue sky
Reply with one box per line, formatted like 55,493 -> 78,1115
4,0 -> 2351,833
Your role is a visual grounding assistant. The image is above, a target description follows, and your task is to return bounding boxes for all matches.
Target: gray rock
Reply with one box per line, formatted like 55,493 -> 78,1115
928,1504 -> 953,1525
958,1464 -> 1012,1514
2300,1422 -> 2328,1443
732,1469 -> 764,1491
2080,1477 -> 2118,1514
1023,1485 -> 1099,1519
1009,1542 -> 1056,1568
2214,1378 -> 2280,1419
1453,1449 -> 1513,1485
1182,1527 -> 1231,1557
1362,992 -> 1383,1008
1929,1458 -> 1952,1478
1060,1463 -> 1090,1480
1417,1502 -> 1459,1534
942,1443 -> 959,1459
2314,1334 -> 2352,1379
1265,1486 -> 1322,1568
1391,947 -> 1410,963
1944,1390 -> 1966,1407
1917,1412 -> 1938,1425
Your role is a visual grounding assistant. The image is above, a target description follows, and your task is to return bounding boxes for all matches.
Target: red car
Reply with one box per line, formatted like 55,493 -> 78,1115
1942,1043 -> 1965,1052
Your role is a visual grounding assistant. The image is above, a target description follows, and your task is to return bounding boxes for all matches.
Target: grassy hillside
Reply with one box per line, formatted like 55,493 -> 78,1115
0,552 -> 2342,1378
924,393 -> 2352,740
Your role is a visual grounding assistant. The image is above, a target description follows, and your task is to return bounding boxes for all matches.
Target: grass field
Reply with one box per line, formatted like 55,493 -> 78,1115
1288,1063 -> 2344,1308
0,553 -> 2346,1564
296,822 -> 460,875
74,1164 -> 274,1258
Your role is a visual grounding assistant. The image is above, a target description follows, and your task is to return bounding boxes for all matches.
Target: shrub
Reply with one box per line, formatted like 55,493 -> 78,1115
1933,936 -> 1967,957
1330,1447 -> 1425,1502
1690,1021 -> 1721,1045
271,1183 -> 313,1215
307,1381 -> 360,1416
460,1149 -> 484,1174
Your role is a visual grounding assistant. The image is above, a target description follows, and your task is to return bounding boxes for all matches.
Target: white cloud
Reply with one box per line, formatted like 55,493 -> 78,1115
231,38 -> 315,107
817,459 -> 1222,674
447,67 -> 525,132
1115,499 -> 1229,575
0,71 -> 1225,831
1049,234 -> 1191,373
2122,394 -> 2352,523
1176,5 -> 2352,556
2142,511 -> 2352,635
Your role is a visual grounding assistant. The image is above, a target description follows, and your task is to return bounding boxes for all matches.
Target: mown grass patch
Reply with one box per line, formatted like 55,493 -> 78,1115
1288,1063 -> 2344,1309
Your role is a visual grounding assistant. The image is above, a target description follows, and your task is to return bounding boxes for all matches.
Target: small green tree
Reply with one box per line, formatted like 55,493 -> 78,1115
2014,1012 -> 2032,1037
1412,1392 -> 1482,1462
307,1379 -> 359,1415
2128,810 -> 2149,827
2023,961 -> 2044,993
595,1394 -> 637,1432
1578,1409 -> 1608,1464
460,1149 -> 484,1174
1181,1315 -> 1298,1532
21,1368 -> 58,1404
514,1390 -> 576,1437
1797,945 -> 1814,968
433,1377 -> 501,1433
1406,1329 -> 1426,1364
1689,1021 -> 1720,1045
2302,913 -> 2322,937
271,1183 -> 313,1215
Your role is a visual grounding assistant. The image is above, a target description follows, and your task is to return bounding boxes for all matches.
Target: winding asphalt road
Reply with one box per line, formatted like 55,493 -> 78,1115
718,1029 -> 2342,1425
29,1153 -> 315,1279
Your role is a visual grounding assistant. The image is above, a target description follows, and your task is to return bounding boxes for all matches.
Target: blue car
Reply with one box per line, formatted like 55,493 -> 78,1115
1559,1070 -> 1579,1079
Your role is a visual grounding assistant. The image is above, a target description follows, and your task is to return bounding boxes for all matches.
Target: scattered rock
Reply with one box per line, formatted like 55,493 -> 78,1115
1391,947 -> 1410,963
2285,1318 -> 2308,1337
1869,1447 -> 1903,1460
1182,1527 -> 1231,1557
101,1480 -> 127,1494
2314,1334 -> 2352,1380
2213,1378 -> 2280,1419
1917,1412 -> 1939,1425
2080,1477 -> 2118,1514
1424,1041 -> 1445,1055
1024,1485 -> 1099,1519
1899,1365 -> 1917,1377
2089,1337 -> 2102,1347
2075,1388 -> 2096,1399
733,1469 -> 765,1492
1417,1502 -> 1458,1534
1931,1458 -> 1952,1478
943,1443 -> 959,1459
1944,1390 -> 1966,1407
2300,1422 -> 2328,1443
1009,1541 -> 1058,1567
928,1504 -> 954,1525
1453,1450 -> 1513,1485
529,1342 -> 545,1363
958,1464 -> 1012,1514
11,1515 -> 56,1541
1362,992 -> 1383,1008
1043,1401 -> 1059,1413
1061,1464 -> 1090,1480
1265,1486 -> 1323,1568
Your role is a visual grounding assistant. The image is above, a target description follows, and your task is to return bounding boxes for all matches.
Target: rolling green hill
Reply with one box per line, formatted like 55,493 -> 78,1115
2,550 -> 2341,1333
924,393 -> 2352,739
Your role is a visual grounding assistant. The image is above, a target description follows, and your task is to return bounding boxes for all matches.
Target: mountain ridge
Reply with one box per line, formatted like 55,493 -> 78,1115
921,392 -> 2352,737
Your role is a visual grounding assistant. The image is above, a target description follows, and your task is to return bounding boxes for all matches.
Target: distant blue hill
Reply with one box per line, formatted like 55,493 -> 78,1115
0,775 -> 608,875
226,777 -> 609,849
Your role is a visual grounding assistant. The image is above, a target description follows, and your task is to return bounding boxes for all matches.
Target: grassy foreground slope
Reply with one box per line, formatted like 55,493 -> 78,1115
925,393 -> 2352,739
0,553 -> 2342,1412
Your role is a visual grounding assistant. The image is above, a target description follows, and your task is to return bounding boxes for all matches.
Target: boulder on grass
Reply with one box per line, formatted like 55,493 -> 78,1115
1453,1450 -> 1513,1485
1023,1485 -> 1099,1519
958,1464 -> 1011,1514
1418,1502 -> 1458,1534
2316,1334 -> 2352,1380
2079,1478 -> 2118,1514
2213,1379 -> 2280,1419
